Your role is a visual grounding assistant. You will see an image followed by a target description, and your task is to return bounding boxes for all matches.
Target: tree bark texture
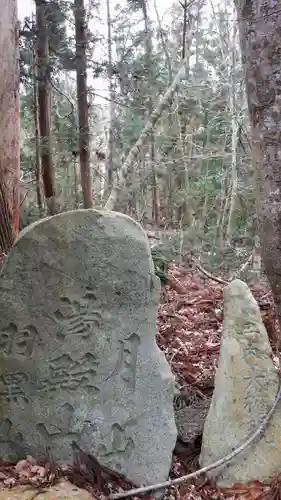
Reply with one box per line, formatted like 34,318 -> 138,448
74,0 -> 93,209
35,0 -> 56,214
235,0 -> 281,337
0,0 -> 20,254
32,48 -> 43,213
105,0 -> 114,200
141,0 -> 159,225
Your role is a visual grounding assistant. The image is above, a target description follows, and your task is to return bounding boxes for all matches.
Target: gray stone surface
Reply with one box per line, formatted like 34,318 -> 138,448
199,279 -> 281,486
0,209 -> 177,486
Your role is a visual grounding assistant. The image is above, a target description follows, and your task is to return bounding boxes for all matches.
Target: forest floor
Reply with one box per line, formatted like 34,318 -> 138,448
1,265 -> 281,499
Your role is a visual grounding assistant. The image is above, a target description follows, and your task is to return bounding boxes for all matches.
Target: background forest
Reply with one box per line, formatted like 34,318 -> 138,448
19,0 -> 254,275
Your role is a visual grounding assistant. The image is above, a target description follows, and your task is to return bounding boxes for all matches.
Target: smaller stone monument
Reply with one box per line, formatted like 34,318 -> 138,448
200,279 -> 281,486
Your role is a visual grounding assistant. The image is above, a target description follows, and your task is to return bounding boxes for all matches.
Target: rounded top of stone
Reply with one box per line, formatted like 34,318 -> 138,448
224,279 -> 256,304
223,278 -> 261,319
3,208 -> 156,282
16,209 -> 147,245
225,279 -> 248,293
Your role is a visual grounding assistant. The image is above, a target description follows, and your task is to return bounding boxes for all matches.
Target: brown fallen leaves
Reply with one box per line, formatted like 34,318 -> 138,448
219,480 -> 268,499
0,455 -> 59,490
1,266 -> 281,499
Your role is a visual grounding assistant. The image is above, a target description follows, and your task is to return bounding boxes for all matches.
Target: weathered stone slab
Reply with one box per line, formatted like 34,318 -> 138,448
0,209 -> 177,486
0,481 -> 92,499
199,279 -> 281,486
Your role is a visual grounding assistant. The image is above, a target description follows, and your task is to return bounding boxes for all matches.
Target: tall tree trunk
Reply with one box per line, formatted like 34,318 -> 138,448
0,0 -> 20,257
141,0 -> 159,225
153,0 -> 176,224
176,0 -> 192,225
32,46 -> 44,214
74,0 -> 93,209
71,116 -> 80,210
105,0 -> 115,201
182,0 -> 188,60
226,15 -> 238,245
35,0 -> 56,215
153,0 -> 172,81
235,0 -> 281,334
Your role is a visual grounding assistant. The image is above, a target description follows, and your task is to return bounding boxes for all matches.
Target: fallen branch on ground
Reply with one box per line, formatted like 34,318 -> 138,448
193,260 -> 228,285
110,380 -> 281,499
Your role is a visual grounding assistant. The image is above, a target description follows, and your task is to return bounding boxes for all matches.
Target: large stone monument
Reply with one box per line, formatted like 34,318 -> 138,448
200,279 -> 281,486
0,209 -> 177,486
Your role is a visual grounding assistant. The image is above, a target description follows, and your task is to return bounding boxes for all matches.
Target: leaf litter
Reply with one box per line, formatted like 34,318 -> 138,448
1,265 -> 281,499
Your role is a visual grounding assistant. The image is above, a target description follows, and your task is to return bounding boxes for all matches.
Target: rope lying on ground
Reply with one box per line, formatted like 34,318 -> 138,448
110,380 -> 281,499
